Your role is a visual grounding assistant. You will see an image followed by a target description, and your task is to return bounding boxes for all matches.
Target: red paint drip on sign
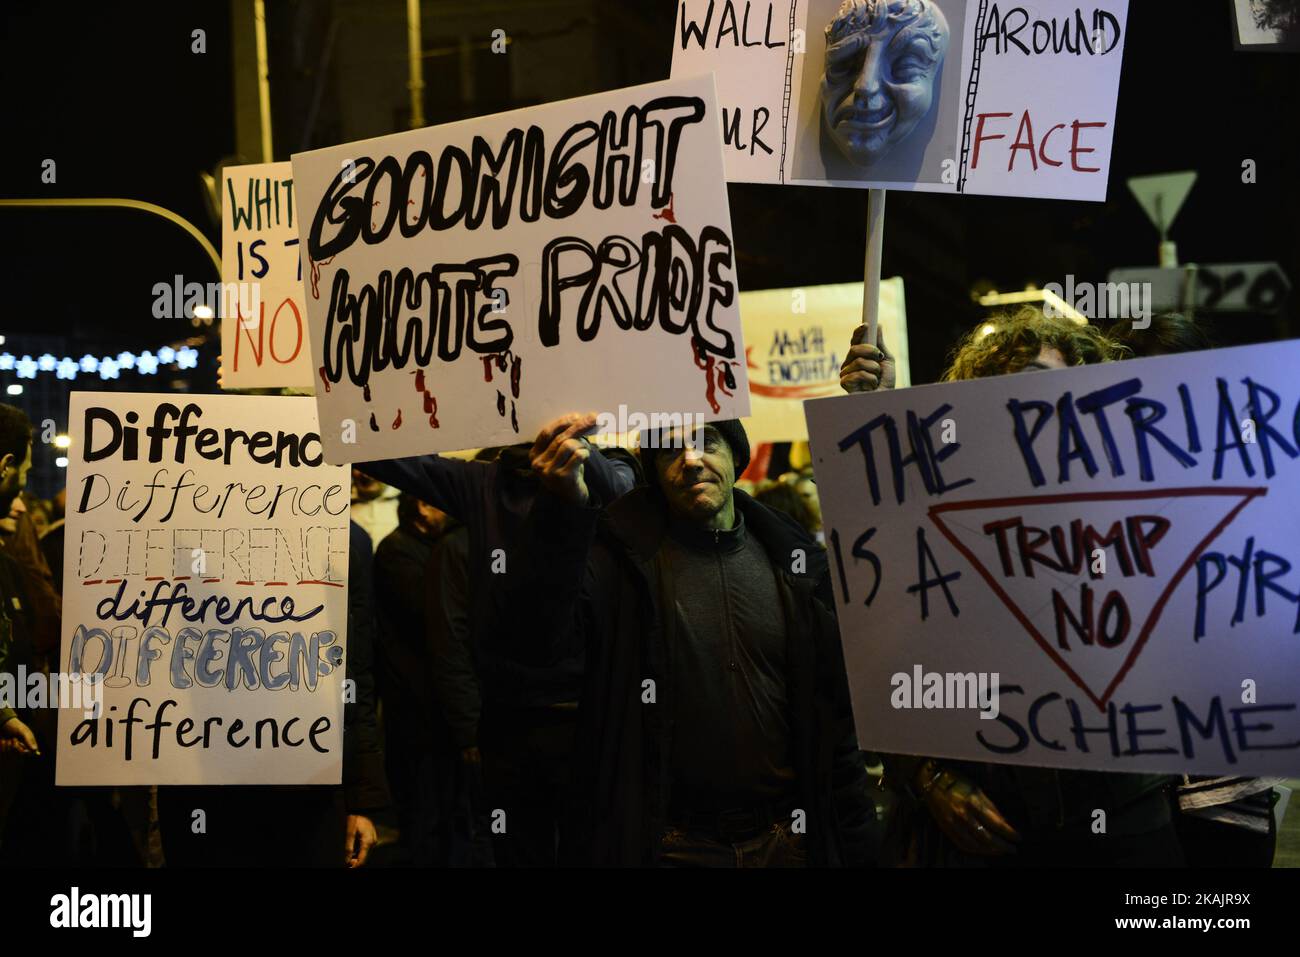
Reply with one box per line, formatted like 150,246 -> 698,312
691,337 -> 720,414
652,193 -> 677,224
309,256 -> 334,300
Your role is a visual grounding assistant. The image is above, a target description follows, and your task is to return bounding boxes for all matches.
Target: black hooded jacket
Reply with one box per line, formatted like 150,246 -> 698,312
506,485 -> 877,866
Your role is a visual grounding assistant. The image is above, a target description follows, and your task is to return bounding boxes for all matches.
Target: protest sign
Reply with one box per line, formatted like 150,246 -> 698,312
675,0 -> 1128,200
221,162 -> 315,389
56,393 -> 350,786
805,341 -> 1300,776
671,0 -> 800,183
291,74 -> 749,463
740,278 -> 909,443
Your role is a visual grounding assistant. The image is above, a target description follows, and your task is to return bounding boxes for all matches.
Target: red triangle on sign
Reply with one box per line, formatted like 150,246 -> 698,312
928,486 -> 1266,711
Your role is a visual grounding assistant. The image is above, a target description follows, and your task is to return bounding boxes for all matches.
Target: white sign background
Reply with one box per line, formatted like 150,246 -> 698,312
741,278 -> 909,443
292,74 -> 749,462
57,393 -> 350,785
221,161 -> 316,389
950,0 -> 1128,200
805,342 -> 1300,776
671,0 -> 799,184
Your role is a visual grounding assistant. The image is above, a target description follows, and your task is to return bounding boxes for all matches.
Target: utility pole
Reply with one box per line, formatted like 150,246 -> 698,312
232,0 -> 275,162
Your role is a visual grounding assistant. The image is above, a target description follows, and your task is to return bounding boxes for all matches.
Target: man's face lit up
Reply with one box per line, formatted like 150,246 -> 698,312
820,0 -> 949,167
655,427 -> 735,523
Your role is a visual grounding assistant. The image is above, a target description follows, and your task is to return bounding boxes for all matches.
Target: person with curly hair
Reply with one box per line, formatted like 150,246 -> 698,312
941,306 -> 1127,382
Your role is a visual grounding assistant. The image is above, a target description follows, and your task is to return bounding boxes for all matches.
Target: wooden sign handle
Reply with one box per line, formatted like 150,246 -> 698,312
862,188 -> 886,348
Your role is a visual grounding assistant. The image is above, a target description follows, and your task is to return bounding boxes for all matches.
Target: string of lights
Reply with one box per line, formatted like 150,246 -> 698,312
0,345 -> 201,381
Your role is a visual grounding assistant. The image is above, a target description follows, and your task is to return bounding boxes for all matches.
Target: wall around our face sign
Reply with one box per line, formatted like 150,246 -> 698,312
790,0 -> 967,188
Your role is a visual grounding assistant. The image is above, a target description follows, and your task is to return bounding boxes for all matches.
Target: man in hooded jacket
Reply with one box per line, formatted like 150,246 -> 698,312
515,413 -> 876,866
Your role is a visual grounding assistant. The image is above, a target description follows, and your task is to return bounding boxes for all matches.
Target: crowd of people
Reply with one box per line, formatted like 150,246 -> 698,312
0,307 -> 1284,867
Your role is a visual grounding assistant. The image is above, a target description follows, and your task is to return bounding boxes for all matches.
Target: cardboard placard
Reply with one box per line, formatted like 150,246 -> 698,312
674,0 -> 1128,200
291,74 -> 749,462
741,278 -> 909,443
220,162 -> 315,389
805,342 -> 1300,775
56,393 -> 350,785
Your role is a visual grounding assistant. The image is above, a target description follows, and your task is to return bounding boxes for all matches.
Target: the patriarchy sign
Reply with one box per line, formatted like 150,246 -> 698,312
292,73 -> 749,462
57,393 -> 350,785
221,161 -> 315,389
805,342 -> 1300,776
674,0 -> 1128,200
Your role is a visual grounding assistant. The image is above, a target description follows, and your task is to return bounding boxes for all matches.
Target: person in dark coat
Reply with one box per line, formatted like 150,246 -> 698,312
516,414 -> 877,866
424,523 -> 496,866
373,493 -> 459,863
359,415 -> 638,866
340,521 -> 391,863
0,404 -> 38,763
358,430 -> 636,715
0,404 -> 53,860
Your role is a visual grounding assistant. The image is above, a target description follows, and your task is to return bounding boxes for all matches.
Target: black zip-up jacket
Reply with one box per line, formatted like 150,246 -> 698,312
506,485 -> 877,866
359,447 -> 635,712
